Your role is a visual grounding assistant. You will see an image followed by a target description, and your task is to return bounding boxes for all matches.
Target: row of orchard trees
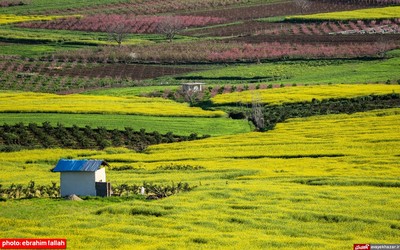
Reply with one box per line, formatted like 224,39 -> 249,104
18,15 -> 227,33
0,122 -> 205,152
207,41 -> 398,62
18,15 -> 226,44
259,19 -> 400,36
52,40 -> 398,64
44,0 -> 254,15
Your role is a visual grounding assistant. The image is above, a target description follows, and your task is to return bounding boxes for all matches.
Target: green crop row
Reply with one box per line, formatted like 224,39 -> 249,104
0,43 -> 84,57
181,52 -> 400,86
0,113 -> 252,136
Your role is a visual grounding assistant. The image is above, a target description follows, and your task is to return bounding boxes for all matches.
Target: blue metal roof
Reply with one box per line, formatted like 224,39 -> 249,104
52,159 -> 109,172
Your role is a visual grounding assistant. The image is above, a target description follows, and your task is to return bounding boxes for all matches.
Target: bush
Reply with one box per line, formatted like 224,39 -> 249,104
112,181 -> 196,199
227,93 -> 400,132
229,111 -> 247,119
0,181 -> 59,199
155,164 -> 205,171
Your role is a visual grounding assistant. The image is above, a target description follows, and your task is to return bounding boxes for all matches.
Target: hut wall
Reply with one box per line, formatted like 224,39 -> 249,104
60,172 -> 96,196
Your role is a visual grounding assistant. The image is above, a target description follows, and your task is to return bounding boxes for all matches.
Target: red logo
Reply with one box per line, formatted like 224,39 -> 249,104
354,244 -> 370,250
0,239 -> 66,249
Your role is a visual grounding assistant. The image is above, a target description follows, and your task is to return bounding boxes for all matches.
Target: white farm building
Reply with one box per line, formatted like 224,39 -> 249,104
52,159 -> 111,197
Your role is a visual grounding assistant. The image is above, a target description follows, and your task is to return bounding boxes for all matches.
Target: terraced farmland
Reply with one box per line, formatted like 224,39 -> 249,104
0,0 -> 399,249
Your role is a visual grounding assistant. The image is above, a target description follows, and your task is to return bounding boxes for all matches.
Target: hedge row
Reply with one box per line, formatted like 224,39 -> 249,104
0,122 -> 209,152
225,93 -> 400,131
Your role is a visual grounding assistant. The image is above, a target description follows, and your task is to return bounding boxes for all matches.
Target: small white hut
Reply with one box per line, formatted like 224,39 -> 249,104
182,82 -> 205,92
52,159 -> 110,197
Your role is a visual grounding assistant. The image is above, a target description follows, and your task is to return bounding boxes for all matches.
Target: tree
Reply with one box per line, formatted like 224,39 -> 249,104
107,23 -> 130,47
182,88 -> 200,106
376,38 -> 392,58
294,0 -> 312,14
250,93 -> 265,131
157,16 -> 184,42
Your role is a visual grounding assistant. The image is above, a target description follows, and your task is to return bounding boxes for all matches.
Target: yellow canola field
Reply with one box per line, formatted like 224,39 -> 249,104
1,108 -> 398,184
211,83 -> 400,105
0,92 -> 225,117
91,108 -> 400,178
287,6 -> 400,21
0,14 -> 67,25
1,108 -> 399,184
1,109 -> 398,249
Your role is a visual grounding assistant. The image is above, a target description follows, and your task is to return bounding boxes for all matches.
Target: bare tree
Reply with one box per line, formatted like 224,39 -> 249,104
107,23 -> 130,47
250,93 -> 265,131
294,0 -> 312,14
376,37 -> 392,58
179,87 -> 202,106
157,16 -> 184,42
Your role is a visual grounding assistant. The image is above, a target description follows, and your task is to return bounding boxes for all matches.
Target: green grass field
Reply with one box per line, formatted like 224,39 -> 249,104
0,43 -> 84,57
181,52 -> 400,86
0,113 -> 252,136
1,109 -> 399,249
84,86 -> 180,97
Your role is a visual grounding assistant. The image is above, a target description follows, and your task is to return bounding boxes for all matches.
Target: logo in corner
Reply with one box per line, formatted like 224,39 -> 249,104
354,244 -> 370,250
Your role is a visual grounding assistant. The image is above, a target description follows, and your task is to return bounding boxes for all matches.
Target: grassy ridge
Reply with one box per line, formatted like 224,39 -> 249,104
0,109 -> 399,249
0,113 -> 251,136
286,6 -> 400,21
211,83 -> 400,105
